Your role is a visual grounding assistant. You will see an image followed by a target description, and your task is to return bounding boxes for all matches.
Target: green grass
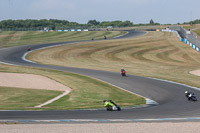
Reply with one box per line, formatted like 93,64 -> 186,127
0,87 -> 61,110
0,64 -> 145,110
0,31 -> 126,48
183,25 -> 200,30
46,73 -> 145,110
193,29 -> 200,36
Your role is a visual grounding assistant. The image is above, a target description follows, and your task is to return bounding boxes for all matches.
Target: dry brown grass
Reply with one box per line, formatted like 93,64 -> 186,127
27,31 -> 200,88
0,31 -> 124,47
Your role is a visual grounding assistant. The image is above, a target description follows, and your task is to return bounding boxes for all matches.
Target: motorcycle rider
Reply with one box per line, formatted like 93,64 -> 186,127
185,91 -> 190,98
185,91 -> 196,101
103,100 -> 117,111
27,47 -> 31,51
121,67 -> 126,76
121,67 -> 125,72
188,93 -> 193,100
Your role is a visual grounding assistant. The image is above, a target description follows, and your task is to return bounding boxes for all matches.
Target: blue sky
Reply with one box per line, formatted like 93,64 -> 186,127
0,0 -> 199,24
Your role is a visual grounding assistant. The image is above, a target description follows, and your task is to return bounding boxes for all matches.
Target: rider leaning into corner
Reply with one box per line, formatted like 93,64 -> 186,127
185,91 -> 197,101
185,91 -> 194,97
185,91 -> 190,97
103,100 -> 117,110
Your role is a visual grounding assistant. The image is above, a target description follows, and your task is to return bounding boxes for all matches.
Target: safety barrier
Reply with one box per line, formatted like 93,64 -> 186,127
165,26 -> 200,52
43,29 -> 89,32
181,38 -> 200,52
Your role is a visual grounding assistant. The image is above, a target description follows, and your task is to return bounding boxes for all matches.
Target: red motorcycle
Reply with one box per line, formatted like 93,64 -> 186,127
27,47 -> 31,51
121,70 -> 126,76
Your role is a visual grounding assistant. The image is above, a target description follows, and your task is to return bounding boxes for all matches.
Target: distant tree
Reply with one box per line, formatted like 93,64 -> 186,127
100,20 -> 133,27
87,20 -> 100,25
183,19 -> 200,25
120,20 -> 133,27
150,19 -> 154,25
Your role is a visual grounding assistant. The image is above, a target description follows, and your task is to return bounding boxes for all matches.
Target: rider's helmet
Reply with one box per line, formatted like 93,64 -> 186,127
185,91 -> 188,94
103,99 -> 107,103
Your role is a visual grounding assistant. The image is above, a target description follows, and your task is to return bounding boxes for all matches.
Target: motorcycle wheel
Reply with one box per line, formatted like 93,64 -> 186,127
107,105 -> 113,111
116,106 -> 121,111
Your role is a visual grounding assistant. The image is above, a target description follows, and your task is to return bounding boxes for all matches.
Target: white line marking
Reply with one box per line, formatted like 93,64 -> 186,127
22,42 -> 77,63
22,52 -> 37,63
85,76 -> 158,105
2,117 -> 200,123
0,61 -> 19,66
34,91 -> 70,108
146,76 -> 200,91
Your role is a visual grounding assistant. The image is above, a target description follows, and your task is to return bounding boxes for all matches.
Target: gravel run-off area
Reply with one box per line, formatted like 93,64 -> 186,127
0,72 -> 71,91
1,122 -> 200,133
190,69 -> 200,77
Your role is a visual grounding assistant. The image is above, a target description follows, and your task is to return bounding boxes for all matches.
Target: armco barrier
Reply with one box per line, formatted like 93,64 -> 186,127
44,29 -> 88,32
168,26 -> 200,53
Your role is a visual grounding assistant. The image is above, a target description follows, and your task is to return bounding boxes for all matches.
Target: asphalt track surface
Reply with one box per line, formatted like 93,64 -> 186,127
1,31 -> 200,121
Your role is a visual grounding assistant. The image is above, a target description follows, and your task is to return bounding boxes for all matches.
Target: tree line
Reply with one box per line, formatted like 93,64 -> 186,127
4,18 -> 200,30
183,19 -> 200,25
0,19 -> 160,31
0,19 -> 75,30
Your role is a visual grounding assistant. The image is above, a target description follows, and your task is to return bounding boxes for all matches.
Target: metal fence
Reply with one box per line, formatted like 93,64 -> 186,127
169,26 -> 200,49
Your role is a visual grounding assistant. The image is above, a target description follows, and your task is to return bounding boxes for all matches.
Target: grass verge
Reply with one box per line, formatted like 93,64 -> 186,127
183,24 -> 200,30
193,29 -> 200,36
0,64 -> 145,110
0,87 -> 61,110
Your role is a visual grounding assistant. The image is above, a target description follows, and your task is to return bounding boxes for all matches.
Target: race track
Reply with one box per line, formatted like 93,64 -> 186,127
1,31 -> 200,121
